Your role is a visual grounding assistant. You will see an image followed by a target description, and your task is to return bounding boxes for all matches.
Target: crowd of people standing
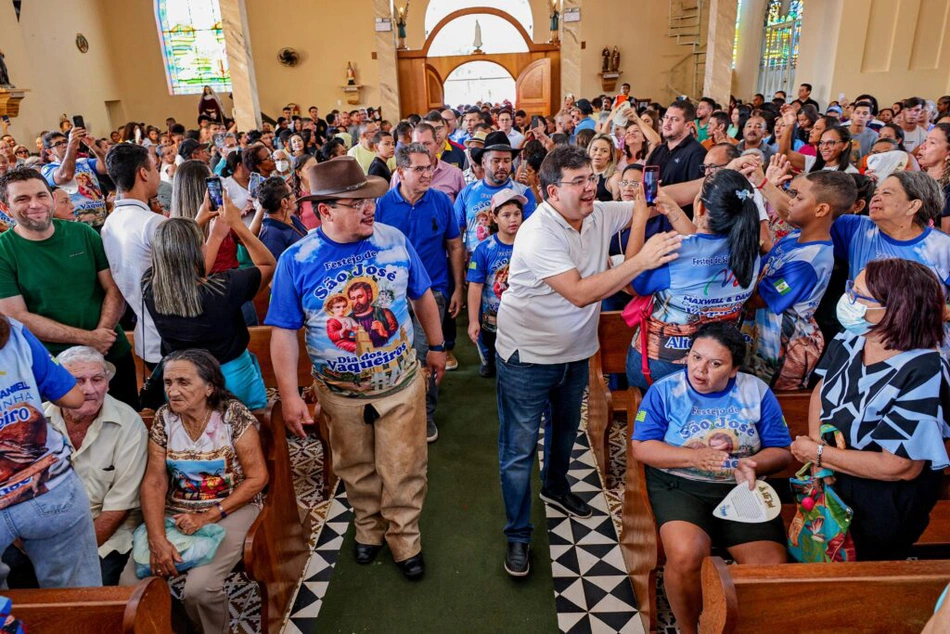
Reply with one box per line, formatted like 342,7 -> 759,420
0,80 -> 949,633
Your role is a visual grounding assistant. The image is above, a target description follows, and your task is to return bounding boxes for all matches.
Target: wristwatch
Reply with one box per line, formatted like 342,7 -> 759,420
429,342 -> 447,352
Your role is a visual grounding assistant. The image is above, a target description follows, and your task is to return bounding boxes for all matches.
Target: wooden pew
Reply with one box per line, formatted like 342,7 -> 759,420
246,326 -> 335,499
588,310 -> 639,476
699,556 -> 950,634
6,578 -> 171,634
247,400 -> 312,634
139,403 -> 311,634
621,387 -> 950,634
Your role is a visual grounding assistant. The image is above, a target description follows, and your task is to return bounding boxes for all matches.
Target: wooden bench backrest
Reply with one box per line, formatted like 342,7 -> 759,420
598,310 -> 634,375
700,556 -> 950,634
7,578 -> 170,634
247,326 -> 312,389
129,327 -> 312,392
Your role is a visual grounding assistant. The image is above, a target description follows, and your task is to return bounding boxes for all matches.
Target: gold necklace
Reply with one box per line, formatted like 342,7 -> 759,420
183,408 -> 213,442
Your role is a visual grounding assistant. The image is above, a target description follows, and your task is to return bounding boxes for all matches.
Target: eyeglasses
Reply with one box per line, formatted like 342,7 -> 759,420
701,163 -> 729,174
558,175 -> 598,187
330,199 -> 375,211
845,280 -> 884,307
817,140 -> 845,148
408,165 -> 435,175
50,141 -> 68,148
619,180 -> 641,188
15,149 -> 29,156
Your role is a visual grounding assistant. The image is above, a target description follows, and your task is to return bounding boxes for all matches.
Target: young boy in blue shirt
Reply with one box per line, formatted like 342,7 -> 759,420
466,189 -> 524,377
743,170 -> 858,389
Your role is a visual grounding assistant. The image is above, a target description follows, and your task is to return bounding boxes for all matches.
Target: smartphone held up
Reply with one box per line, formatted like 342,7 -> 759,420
205,177 -> 224,211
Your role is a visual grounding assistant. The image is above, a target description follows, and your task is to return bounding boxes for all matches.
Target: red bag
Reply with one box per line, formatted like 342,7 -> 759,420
622,294 -> 655,385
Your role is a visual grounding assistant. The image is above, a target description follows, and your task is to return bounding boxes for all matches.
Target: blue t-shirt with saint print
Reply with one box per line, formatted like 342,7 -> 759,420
454,179 -> 536,254
831,215 -> 950,290
265,223 -> 432,397
466,234 -> 514,332
0,318 -> 76,508
632,370 -> 791,483
631,234 -> 760,362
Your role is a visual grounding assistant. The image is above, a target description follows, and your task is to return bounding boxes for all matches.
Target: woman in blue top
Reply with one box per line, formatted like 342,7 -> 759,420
832,171 -> 950,293
632,322 -> 792,634
626,169 -> 761,389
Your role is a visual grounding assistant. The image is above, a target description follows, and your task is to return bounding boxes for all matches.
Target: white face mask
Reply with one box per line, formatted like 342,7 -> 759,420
836,293 -> 873,336
275,160 -> 290,173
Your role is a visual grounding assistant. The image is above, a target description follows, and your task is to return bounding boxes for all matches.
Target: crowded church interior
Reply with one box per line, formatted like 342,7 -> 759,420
2,0 -> 950,632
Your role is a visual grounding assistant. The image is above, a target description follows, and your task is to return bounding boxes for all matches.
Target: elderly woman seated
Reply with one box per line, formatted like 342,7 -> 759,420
120,349 -> 268,634
792,259 -> 950,560
631,322 -> 793,634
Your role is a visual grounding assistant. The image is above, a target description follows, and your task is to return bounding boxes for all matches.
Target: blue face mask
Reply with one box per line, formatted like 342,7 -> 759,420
836,293 -> 872,335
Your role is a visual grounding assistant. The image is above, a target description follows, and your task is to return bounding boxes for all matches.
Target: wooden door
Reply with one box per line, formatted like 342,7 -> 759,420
515,58 -> 551,116
425,65 -> 444,110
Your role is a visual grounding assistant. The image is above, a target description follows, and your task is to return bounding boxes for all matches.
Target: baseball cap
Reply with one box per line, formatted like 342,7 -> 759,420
178,139 -> 209,159
575,99 -> 594,115
490,188 -> 528,214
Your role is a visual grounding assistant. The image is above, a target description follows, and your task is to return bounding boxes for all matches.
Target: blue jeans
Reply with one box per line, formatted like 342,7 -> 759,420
626,345 -> 684,391
497,350 -> 589,543
0,470 -> 101,588
411,290 -> 446,425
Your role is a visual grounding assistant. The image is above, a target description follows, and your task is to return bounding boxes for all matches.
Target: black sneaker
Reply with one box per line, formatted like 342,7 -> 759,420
426,419 -> 439,443
539,490 -> 592,519
478,364 -> 496,378
504,541 -> 530,577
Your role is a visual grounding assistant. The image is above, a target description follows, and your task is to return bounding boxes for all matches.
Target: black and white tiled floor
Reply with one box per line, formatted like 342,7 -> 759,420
537,424 -> 644,633
273,415 -> 648,634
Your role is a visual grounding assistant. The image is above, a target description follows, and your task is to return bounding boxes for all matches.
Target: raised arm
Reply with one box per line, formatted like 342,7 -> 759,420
51,127 -> 86,184
220,192 -> 276,287
778,108 -> 808,172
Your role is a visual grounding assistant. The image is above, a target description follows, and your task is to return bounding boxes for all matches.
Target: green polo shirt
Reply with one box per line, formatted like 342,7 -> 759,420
0,219 -> 130,358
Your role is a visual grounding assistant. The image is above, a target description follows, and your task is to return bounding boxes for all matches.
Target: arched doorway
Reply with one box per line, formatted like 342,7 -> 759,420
443,61 -> 515,106
397,7 -> 559,116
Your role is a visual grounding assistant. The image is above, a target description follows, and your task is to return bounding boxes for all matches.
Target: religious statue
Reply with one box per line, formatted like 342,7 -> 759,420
395,1 -> 410,50
346,62 -> 356,86
610,46 -> 621,73
549,0 -> 560,43
601,47 -> 610,73
0,50 -> 13,89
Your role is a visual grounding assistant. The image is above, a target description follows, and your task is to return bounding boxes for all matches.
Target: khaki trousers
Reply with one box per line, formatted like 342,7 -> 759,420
315,371 -> 428,562
120,504 -> 259,634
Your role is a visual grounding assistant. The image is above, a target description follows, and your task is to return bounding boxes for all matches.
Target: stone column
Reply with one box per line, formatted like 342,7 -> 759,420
560,0 -> 582,107
375,0 -> 402,121
702,0 -> 739,107
219,0 -> 261,131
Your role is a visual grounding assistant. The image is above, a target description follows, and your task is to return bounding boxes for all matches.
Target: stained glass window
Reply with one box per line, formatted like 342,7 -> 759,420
757,0 -> 804,97
155,0 -> 231,95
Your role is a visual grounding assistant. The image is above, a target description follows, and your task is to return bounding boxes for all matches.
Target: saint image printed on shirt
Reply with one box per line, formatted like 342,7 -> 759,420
0,403 -> 60,509
294,227 -> 421,396
168,458 -> 231,504
485,264 -> 510,329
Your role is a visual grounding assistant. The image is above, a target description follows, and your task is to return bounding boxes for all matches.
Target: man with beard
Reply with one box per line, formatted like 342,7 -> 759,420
454,131 -> 537,255
0,314 -> 100,588
40,127 -> 109,227
347,281 -> 398,347
736,114 -> 775,163
645,99 -> 707,217
0,168 -> 137,410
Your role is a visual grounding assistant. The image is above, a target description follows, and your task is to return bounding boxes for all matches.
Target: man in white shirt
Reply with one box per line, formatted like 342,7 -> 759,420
495,145 -> 681,577
498,110 -> 524,149
100,143 -> 165,368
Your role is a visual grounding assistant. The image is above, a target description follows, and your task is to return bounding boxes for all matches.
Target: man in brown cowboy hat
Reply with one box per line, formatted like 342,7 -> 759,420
266,156 -> 446,581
